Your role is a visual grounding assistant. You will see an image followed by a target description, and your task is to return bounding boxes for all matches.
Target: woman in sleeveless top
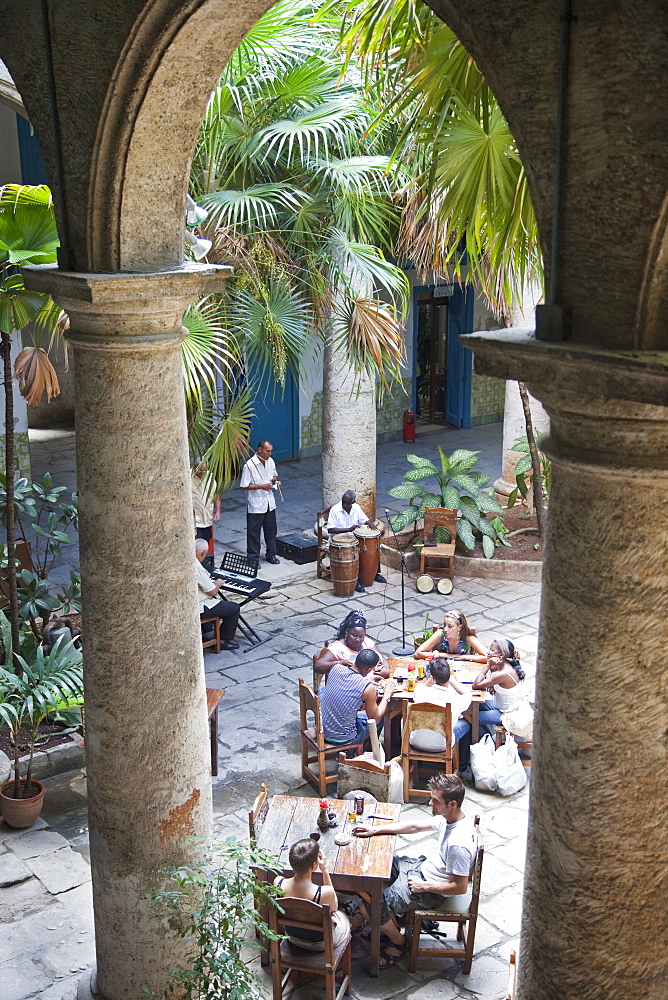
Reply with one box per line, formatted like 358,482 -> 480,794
314,610 -> 388,680
472,637 -> 526,735
415,609 -> 487,662
273,839 -> 350,951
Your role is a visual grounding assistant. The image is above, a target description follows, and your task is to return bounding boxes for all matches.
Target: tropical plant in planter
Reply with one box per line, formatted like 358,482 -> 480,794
388,446 -> 507,558
0,611 -> 84,828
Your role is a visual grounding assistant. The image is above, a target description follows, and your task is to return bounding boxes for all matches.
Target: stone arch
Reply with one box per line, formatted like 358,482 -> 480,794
88,0 -> 274,273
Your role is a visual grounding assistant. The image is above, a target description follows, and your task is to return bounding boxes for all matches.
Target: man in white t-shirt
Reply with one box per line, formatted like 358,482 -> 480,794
352,773 -> 477,970
240,439 -> 281,566
327,490 -> 386,593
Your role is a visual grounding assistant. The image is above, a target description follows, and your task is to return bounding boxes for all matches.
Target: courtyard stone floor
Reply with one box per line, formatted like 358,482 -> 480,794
2,421 -> 539,1000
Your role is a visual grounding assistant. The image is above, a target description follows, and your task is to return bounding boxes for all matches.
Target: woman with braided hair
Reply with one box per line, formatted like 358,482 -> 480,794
472,637 -> 526,736
313,609 -> 388,679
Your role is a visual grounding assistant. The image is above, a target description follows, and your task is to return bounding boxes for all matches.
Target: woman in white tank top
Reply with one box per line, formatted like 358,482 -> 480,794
472,638 -> 526,735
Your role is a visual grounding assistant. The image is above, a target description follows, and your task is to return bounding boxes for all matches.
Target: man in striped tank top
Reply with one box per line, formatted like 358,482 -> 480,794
320,649 -> 396,744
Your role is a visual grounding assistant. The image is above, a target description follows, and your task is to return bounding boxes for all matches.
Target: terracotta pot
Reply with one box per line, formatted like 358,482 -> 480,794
0,779 -> 45,829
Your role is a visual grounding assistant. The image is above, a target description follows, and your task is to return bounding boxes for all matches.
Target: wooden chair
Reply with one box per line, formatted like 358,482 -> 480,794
406,816 -> 483,975
299,679 -> 364,797
249,782 -> 269,844
316,506 -> 332,580
336,752 -> 392,802
400,700 -> 459,802
206,688 -> 225,776
201,615 -> 221,653
268,897 -> 351,1000
495,726 -> 533,769
312,652 -> 325,694
506,949 -> 518,999
419,507 -> 457,582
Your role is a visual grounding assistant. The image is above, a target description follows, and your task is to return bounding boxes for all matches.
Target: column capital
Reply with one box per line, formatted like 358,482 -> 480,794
21,263 -> 232,350
461,328 -> 668,408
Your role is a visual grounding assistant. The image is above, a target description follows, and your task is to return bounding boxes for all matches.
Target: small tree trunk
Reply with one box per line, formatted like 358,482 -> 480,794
1,331 -> 21,658
518,380 -> 546,538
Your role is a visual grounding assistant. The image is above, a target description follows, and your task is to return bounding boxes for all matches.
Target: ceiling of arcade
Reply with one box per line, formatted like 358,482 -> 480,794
0,0 -> 667,351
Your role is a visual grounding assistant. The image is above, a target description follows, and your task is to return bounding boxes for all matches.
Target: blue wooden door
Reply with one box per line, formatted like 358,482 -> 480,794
247,367 -> 299,461
445,284 -> 473,427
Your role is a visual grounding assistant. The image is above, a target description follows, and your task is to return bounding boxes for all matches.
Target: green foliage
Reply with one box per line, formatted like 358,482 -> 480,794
0,472 -> 81,638
329,0 -> 543,314
0,185 -> 59,339
0,611 -> 84,796
507,435 -> 551,508
412,610 -> 435,646
151,838 -> 284,1000
388,446 -> 506,557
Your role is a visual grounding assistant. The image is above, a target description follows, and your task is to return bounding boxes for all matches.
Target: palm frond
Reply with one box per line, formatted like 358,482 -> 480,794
181,298 -> 239,411
195,389 -> 254,494
331,294 -> 405,387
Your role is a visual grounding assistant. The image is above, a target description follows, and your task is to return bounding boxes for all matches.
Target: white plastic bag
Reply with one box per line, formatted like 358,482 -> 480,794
492,737 -> 527,796
501,699 -> 534,741
470,733 -> 497,792
388,759 -> 404,804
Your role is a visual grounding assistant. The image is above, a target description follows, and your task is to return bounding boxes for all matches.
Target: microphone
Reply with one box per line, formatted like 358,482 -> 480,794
384,508 -> 391,519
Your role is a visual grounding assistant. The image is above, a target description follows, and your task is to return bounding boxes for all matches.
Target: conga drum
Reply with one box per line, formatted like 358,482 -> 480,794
329,533 -> 359,596
354,525 -> 382,587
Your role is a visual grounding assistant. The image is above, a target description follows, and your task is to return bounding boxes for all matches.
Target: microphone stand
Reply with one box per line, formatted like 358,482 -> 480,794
385,508 -> 415,656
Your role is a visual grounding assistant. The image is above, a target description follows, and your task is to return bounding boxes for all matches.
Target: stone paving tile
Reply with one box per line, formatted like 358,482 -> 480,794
0,852 -> 33,887
481,885 -> 524,937
24,848 -> 91,895
0,876 -> 53,922
454,953 -> 509,996
1,961 -> 51,1000
6,829 -> 71,860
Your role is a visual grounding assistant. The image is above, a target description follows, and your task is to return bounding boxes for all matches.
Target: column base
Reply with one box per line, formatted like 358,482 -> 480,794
77,968 -> 102,1000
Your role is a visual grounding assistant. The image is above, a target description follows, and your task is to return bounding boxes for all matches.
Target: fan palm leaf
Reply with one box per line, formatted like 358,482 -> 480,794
181,299 -> 239,411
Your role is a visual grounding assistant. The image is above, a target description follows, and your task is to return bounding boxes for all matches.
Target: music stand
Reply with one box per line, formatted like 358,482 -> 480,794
385,508 -> 414,656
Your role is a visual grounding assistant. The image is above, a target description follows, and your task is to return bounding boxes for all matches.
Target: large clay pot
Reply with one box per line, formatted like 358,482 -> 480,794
0,779 -> 45,829
329,533 -> 359,597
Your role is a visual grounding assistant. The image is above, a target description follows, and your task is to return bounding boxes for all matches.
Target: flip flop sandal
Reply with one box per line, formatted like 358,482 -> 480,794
378,947 -> 404,970
360,926 -> 390,943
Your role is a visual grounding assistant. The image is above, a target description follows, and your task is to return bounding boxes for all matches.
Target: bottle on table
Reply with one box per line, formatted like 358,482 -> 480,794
407,664 -> 416,691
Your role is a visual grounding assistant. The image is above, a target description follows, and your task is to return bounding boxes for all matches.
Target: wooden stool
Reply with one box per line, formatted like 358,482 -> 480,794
206,688 -> 225,776
201,615 -> 221,653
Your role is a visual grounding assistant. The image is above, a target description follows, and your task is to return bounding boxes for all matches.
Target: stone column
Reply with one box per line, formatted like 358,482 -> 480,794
321,336 -> 377,518
22,263 -> 230,1000
519,387 -> 668,1000
493,379 -> 549,498
462,330 -> 668,1000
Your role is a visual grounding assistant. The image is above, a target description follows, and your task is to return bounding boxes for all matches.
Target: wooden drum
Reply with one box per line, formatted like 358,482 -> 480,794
330,533 -> 359,596
354,525 -> 382,588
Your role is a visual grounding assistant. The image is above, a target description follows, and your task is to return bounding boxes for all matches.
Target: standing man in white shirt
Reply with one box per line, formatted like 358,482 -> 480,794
327,490 -> 386,593
240,439 -> 281,566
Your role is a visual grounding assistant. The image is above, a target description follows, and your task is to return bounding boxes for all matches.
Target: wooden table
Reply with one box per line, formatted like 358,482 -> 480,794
384,658 -> 488,758
256,794 -> 401,976
206,688 -> 225,776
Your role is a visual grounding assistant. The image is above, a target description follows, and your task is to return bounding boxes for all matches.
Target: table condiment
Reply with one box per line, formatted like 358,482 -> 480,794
406,665 -> 416,692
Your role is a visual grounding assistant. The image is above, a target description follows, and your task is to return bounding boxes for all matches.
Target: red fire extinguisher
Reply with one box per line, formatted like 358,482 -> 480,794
403,409 -> 416,443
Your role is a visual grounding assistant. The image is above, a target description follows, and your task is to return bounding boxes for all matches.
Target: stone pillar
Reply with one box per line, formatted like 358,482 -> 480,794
321,336 -> 377,518
22,263 -> 230,1000
519,388 -> 668,999
462,329 -> 668,1000
493,379 -> 549,498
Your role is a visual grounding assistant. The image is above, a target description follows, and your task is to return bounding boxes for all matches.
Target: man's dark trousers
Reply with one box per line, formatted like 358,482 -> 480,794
247,508 -> 277,563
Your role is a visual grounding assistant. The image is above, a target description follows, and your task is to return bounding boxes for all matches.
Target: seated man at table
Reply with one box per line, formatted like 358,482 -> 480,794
327,490 -> 386,593
195,538 -> 240,651
410,657 -> 473,775
353,773 -> 477,970
273,838 -> 350,951
320,648 -> 396,745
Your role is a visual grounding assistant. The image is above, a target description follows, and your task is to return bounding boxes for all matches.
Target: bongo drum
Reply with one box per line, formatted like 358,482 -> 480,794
354,524 -> 382,588
329,533 -> 359,596
437,577 -> 454,595
415,574 -> 435,593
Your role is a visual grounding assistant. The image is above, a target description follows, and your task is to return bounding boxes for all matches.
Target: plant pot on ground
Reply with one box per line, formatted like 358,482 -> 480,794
0,777 -> 44,829
0,611 -> 83,829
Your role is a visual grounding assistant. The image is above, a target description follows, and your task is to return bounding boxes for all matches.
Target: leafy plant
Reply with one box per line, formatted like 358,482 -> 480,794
0,611 -> 84,798
412,610 -> 435,647
151,838 -> 284,1000
507,435 -> 551,509
388,446 -> 506,558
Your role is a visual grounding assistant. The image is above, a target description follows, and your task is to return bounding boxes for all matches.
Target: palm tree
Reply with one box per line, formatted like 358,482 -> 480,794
188,0 -> 409,394
330,0 -> 543,316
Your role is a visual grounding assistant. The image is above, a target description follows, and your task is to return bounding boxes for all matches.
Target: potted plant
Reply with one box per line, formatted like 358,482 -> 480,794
388,446 -> 507,558
0,611 -> 84,828
412,611 -> 436,650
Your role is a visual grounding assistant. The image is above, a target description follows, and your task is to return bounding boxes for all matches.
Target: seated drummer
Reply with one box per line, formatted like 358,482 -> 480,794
327,490 -> 386,593
314,610 -> 389,679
